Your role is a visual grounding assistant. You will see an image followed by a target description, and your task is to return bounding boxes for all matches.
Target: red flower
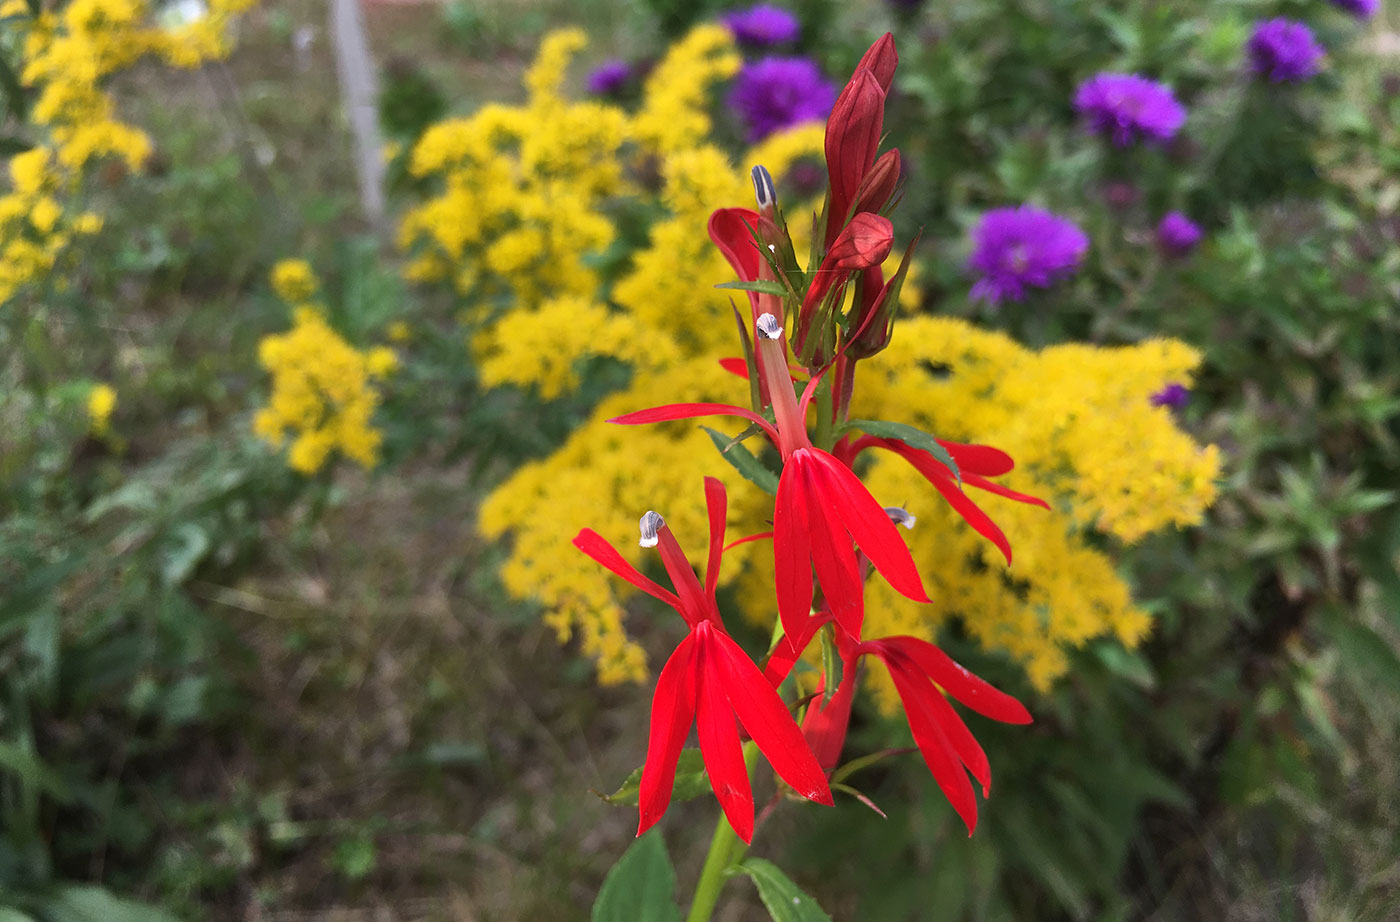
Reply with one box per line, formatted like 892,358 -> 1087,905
858,635 -> 1032,834
572,478 -> 832,843
773,446 -> 928,639
844,436 -> 1050,564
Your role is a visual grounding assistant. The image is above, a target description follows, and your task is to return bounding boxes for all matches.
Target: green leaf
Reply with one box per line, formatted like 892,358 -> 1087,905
0,909 -> 39,922
38,886 -> 181,922
1332,620 -> 1400,702
844,419 -> 959,482
702,427 -> 780,495
592,830 -> 681,922
598,749 -> 709,807
715,279 -> 788,297
730,858 -> 832,922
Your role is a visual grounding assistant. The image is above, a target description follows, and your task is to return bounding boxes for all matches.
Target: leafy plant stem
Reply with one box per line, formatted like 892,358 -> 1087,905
685,742 -> 759,922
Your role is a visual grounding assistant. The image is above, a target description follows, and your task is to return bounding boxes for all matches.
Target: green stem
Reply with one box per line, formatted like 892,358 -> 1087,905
684,742 -> 759,922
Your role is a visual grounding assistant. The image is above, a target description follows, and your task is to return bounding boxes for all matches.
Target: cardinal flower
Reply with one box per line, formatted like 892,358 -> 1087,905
824,34 -> 897,248
610,314 -> 931,643
572,478 -> 832,843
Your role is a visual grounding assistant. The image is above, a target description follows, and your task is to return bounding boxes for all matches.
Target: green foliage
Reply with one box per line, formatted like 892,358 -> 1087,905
730,859 -> 832,922
592,831 -> 681,922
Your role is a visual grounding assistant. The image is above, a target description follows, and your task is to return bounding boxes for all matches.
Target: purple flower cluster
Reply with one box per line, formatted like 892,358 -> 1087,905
585,59 -> 632,96
728,56 -> 836,142
1157,212 -> 1203,256
1074,73 -> 1187,146
1326,0 -> 1378,18
1247,19 -> 1325,83
967,206 -> 1089,303
1150,383 -> 1191,409
722,4 -> 801,47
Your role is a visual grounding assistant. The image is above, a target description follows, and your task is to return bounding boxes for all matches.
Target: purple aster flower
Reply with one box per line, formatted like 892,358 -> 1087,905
1326,0 -> 1378,18
1150,383 -> 1191,408
967,206 -> 1089,304
1157,212 -> 1203,256
1074,73 -> 1187,146
1247,19 -> 1325,83
586,59 -> 632,96
728,56 -> 836,142
722,4 -> 801,47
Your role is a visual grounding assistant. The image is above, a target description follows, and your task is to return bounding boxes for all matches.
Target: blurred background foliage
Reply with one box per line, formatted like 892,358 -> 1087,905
1,0 -> 1398,919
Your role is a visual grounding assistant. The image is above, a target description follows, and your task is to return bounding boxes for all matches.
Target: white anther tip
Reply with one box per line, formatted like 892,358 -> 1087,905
639,511 -> 665,547
884,507 -> 917,530
756,313 -> 783,340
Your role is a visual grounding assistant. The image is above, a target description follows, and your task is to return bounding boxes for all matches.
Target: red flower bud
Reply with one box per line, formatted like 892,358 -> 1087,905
852,149 -> 901,216
824,67 -> 886,248
826,213 -> 894,271
855,32 -> 898,92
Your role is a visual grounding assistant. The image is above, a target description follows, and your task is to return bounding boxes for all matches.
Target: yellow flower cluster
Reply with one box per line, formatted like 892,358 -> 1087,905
0,147 -> 103,302
482,323 -> 1219,693
0,0 -> 250,304
400,26 -> 826,380
399,29 -> 629,308
434,28 -> 1218,695
254,262 -> 396,475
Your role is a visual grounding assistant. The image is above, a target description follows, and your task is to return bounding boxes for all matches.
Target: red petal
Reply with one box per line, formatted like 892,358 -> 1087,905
962,472 -> 1050,509
637,634 -> 699,837
695,638 -> 754,843
703,477 -> 727,601
708,208 -> 762,283
718,357 -> 749,378
937,440 -> 1015,477
810,450 -> 930,603
773,462 -> 814,641
800,458 -> 864,636
883,636 -> 1032,725
709,626 -> 833,806
880,440 -> 1015,565
918,678 -> 992,795
886,657 -> 978,835
573,529 -> 681,610
609,403 -> 779,446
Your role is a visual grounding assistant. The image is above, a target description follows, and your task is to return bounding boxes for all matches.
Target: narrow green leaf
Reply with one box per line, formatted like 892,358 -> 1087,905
845,418 -> 959,482
730,858 -> 833,922
592,831 -> 681,922
716,279 -> 788,297
702,426 -> 780,495
597,749 -> 709,807
819,624 -> 839,708
1332,620 -> 1400,702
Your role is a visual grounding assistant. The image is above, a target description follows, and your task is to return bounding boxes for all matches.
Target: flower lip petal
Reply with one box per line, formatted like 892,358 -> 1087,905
885,656 -> 979,835
709,625 -> 834,806
773,460 -> 815,641
695,641 -> 755,843
877,635 -> 1033,724
637,633 -> 699,837
808,449 -> 930,604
